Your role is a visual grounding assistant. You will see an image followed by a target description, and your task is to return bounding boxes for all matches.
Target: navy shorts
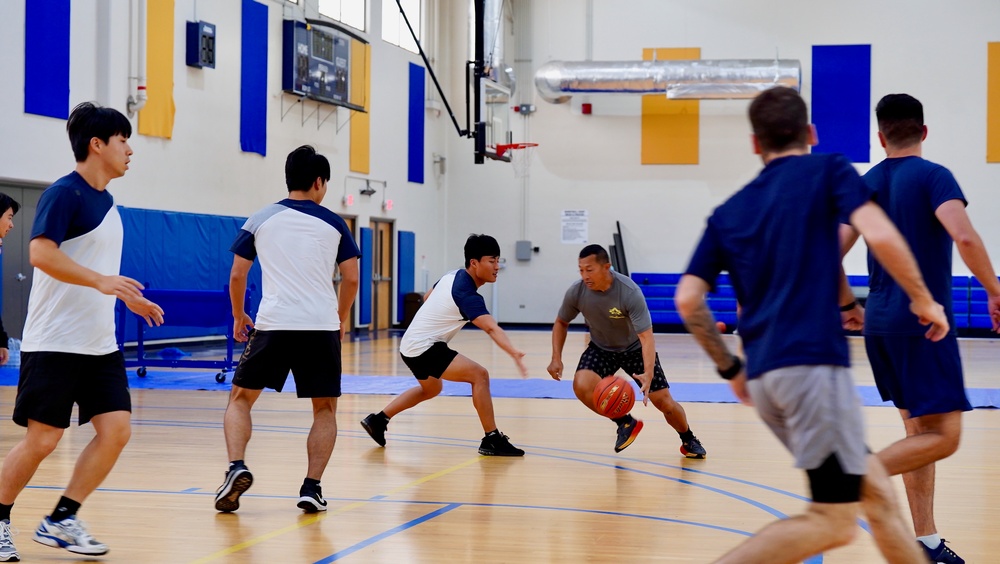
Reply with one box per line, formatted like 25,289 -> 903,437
232,329 -> 343,398
575,342 -> 670,392
865,333 -> 972,417
401,342 -> 459,380
13,350 -> 131,428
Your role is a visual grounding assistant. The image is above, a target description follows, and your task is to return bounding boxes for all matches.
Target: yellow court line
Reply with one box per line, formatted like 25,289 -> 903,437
190,455 -> 483,563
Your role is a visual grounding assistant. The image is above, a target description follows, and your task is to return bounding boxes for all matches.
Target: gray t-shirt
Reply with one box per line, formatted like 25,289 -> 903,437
557,271 -> 652,352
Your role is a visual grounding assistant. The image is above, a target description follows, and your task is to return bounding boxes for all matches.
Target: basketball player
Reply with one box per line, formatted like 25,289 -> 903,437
675,86 -> 943,564
361,234 -> 528,456
0,193 -> 20,366
840,93 -> 1000,564
215,145 -> 360,514
0,102 -> 164,560
547,244 -> 707,458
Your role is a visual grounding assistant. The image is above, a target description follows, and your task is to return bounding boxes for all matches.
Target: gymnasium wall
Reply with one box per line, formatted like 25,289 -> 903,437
2,1 -> 999,328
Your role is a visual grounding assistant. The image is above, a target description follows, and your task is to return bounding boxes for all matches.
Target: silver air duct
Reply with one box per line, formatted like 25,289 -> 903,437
534,59 -> 801,104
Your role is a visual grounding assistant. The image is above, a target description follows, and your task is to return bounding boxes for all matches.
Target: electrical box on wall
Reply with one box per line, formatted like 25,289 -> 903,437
186,21 -> 216,69
516,240 -> 534,261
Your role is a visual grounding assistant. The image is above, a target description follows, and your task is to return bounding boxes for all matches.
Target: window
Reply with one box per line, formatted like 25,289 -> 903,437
382,0 -> 420,53
319,0 -> 366,32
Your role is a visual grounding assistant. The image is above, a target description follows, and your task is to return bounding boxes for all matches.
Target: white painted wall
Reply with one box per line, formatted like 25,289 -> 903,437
2,0 -> 999,325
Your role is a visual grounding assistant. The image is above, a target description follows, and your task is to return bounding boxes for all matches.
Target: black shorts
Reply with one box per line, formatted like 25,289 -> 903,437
576,342 -> 670,392
232,329 -> 342,398
13,350 -> 131,428
401,342 -> 459,380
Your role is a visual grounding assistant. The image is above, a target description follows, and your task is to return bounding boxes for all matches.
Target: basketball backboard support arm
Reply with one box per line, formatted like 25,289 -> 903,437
394,0 -> 470,140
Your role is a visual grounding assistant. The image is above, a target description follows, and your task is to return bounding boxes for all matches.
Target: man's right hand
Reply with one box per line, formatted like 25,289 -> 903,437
97,274 -> 147,303
233,313 -> 255,343
910,299 -> 949,341
546,358 -> 564,381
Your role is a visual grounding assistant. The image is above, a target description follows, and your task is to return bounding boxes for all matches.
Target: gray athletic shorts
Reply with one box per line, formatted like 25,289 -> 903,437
748,365 -> 868,476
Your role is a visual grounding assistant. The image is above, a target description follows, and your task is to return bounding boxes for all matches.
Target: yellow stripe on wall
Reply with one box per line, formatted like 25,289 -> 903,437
987,43 -> 1000,163
349,39 -> 371,174
641,47 -> 700,165
138,0 -> 175,138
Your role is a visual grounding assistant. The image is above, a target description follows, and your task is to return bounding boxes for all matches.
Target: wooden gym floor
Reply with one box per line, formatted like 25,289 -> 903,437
0,331 -> 997,563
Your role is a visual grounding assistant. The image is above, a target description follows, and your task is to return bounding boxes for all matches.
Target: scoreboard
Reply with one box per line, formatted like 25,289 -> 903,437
282,20 -> 365,111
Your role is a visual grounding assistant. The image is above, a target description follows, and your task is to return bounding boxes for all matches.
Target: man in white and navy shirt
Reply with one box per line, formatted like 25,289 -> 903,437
361,234 -> 528,457
215,145 -> 360,515
0,102 -> 164,560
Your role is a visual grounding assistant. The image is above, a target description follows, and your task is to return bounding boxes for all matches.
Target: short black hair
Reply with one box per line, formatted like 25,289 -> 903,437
748,86 -> 809,153
875,94 -> 924,148
464,234 -> 500,267
0,193 -> 19,217
285,145 -> 331,192
579,244 -> 610,264
67,102 -> 132,162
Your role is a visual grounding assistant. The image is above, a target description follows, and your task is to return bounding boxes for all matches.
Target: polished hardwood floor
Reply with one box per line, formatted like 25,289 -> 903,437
0,331 -> 997,563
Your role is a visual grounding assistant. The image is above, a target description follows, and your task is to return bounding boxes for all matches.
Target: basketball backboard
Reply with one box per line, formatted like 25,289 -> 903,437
482,79 -> 512,161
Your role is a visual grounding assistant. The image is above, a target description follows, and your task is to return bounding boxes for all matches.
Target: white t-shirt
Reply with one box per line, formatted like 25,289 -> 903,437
22,172 -> 123,355
399,269 -> 490,357
230,199 -> 360,331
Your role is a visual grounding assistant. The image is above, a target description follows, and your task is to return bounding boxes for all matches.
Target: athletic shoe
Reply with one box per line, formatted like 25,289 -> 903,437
361,413 -> 388,447
614,416 -> 643,453
0,520 -> 18,562
680,435 -> 707,459
297,484 -> 329,513
32,516 -> 107,556
921,539 -> 964,564
478,432 -> 525,456
214,465 -> 254,513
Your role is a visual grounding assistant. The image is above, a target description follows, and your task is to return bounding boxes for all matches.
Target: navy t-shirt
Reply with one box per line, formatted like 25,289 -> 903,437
863,157 -> 966,335
685,154 -> 871,379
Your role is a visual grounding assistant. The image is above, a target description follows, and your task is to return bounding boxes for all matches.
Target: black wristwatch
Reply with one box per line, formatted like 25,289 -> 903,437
840,300 -> 859,312
718,355 -> 743,380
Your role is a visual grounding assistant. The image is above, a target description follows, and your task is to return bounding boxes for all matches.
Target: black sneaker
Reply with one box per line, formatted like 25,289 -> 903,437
214,466 -> 253,512
614,416 -> 643,453
680,435 -> 707,459
478,432 -> 525,456
921,539 -> 964,564
297,485 -> 328,513
361,413 -> 388,447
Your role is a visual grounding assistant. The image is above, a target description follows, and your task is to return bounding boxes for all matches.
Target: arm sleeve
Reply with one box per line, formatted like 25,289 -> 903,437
928,166 -> 967,211
229,228 -> 257,261
624,286 -> 653,334
30,186 -> 76,245
453,272 -> 490,321
684,222 -> 726,289
335,218 -> 362,263
829,154 -> 874,223
556,284 -> 581,323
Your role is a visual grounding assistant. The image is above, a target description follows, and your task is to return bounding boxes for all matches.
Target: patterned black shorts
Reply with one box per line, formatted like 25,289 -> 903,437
575,342 -> 670,392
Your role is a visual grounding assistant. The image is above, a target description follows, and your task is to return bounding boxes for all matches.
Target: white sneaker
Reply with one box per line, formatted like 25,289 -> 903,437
33,515 -> 108,556
0,520 -> 18,562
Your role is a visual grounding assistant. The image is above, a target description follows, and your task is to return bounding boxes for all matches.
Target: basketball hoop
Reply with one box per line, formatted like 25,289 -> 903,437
496,142 -> 538,179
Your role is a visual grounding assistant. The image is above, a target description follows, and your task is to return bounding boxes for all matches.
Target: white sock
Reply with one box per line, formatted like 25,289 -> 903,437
918,533 -> 941,549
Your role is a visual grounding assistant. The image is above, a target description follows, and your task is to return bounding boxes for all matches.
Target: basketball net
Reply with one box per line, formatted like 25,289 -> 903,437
497,143 -> 538,180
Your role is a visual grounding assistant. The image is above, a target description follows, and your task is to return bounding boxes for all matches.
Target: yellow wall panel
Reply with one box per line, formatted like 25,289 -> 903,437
350,40 -> 371,174
138,0 -> 175,138
641,47 -> 700,165
988,43 -> 1000,163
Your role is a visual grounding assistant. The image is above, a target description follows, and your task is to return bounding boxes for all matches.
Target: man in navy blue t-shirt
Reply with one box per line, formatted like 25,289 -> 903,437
841,94 -> 1000,564
675,87 -> 946,564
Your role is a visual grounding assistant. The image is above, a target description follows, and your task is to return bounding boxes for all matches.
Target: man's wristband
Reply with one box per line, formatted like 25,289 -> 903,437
840,300 -> 859,312
718,355 -> 743,380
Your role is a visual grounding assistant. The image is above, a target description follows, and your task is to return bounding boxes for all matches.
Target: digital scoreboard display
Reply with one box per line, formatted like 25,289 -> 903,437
282,20 -> 362,111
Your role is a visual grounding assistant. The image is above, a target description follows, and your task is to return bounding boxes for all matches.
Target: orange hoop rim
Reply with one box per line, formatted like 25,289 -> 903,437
496,142 -> 539,158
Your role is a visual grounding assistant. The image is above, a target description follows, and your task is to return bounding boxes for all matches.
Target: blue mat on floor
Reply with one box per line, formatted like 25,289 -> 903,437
0,367 -> 997,408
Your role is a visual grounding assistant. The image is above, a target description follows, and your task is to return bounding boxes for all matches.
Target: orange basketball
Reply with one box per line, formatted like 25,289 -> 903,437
593,376 -> 635,419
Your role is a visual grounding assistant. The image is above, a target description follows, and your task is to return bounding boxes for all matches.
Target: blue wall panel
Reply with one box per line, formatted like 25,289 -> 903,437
25,0 -> 70,119
397,231 -> 415,323
812,45 -> 871,163
407,63 -> 425,183
240,0 -> 268,155
359,227 -> 373,326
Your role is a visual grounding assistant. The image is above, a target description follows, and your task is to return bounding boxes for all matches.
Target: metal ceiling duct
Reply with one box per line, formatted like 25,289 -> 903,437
534,59 -> 801,103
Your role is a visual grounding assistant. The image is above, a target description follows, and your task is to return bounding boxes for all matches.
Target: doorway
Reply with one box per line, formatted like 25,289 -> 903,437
0,182 -> 45,339
370,219 -> 394,332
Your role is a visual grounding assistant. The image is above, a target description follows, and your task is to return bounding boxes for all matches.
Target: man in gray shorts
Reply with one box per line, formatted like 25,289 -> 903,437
675,87 -> 946,563
548,244 -> 706,458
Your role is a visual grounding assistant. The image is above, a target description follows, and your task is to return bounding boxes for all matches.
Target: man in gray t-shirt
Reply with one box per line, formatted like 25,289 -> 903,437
548,245 -> 706,458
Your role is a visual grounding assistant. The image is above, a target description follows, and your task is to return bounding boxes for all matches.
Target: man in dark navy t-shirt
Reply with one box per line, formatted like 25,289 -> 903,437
675,87 -> 946,564
841,94 -> 1000,564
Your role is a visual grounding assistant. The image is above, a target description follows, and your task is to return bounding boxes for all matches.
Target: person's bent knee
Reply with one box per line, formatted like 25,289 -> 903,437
471,364 -> 490,385
25,423 -> 64,456
419,377 -> 443,399
808,506 -> 858,548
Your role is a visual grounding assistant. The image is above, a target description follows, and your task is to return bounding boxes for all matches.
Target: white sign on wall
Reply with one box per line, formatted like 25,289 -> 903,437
561,210 -> 589,244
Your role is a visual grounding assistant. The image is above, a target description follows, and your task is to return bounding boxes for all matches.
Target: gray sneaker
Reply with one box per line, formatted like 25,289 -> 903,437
33,515 -> 108,556
0,520 -> 18,562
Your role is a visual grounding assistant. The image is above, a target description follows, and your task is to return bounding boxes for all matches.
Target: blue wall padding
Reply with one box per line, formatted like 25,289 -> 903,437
812,45 -> 871,163
359,227 -> 373,325
24,0 -> 70,119
397,231 -> 415,322
407,63 -> 425,183
240,0 -> 268,156
116,207 -> 262,343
